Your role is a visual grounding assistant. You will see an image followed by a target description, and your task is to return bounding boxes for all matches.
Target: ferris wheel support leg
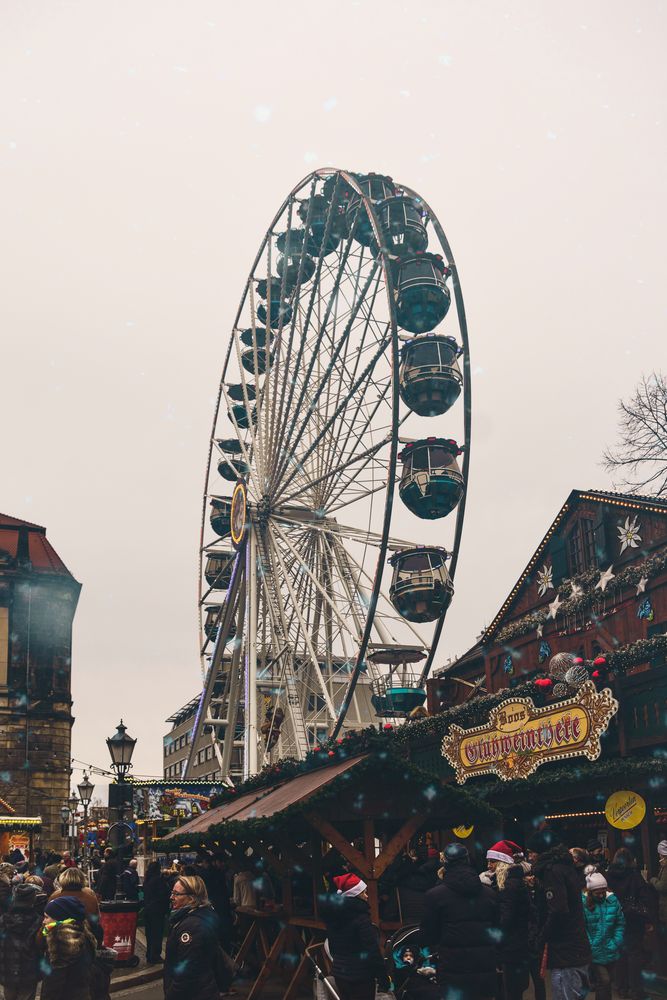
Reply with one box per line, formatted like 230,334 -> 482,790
220,589 -> 246,781
244,526 -> 259,779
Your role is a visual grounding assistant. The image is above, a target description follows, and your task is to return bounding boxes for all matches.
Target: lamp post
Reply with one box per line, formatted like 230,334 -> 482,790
106,720 -> 137,900
68,791 -> 79,859
60,804 -> 70,847
77,772 -> 95,877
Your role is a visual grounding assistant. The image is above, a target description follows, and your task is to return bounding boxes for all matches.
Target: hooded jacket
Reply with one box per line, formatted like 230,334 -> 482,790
532,844 -> 591,969
319,893 -> 388,986
40,917 -> 97,1000
583,891 -> 625,965
0,896 -> 44,987
420,862 -> 500,997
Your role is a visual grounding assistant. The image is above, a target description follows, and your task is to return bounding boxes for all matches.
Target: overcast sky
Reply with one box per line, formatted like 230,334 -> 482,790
2,1 -> 665,784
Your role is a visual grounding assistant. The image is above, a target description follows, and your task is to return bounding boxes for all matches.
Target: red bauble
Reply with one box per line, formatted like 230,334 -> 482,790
592,670 -> 601,679
593,656 -> 607,667
328,750 -> 335,758
383,724 -> 393,731
573,657 -> 584,666
535,678 -> 553,689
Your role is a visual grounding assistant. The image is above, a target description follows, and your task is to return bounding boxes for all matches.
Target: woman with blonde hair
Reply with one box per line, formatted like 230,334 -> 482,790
49,867 -> 100,921
164,875 -> 231,999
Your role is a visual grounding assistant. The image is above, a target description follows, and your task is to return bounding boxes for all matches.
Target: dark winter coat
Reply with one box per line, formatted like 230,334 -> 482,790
395,858 -> 440,922
119,867 -> 140,901
96,858 -> 121,901
532,844 -> 591,969
164,904 -> 225,1000
420,862 -> 500,997
605,862 -> 658,943
40,917 -> 97,1000
499,865 -> 531,963
0,903 -> 43,987
319,893 -> 388,987
651,862 -> 667,924
142,872 -> 171,917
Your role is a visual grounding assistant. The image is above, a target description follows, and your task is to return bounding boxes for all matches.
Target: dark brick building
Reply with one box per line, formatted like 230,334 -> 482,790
0,513 -> 81,848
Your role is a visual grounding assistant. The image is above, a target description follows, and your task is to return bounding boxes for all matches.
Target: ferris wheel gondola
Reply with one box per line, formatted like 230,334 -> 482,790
184,169 -> 471,782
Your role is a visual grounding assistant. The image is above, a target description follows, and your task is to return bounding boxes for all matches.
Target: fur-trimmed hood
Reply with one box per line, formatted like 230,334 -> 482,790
42,919 -> 96,970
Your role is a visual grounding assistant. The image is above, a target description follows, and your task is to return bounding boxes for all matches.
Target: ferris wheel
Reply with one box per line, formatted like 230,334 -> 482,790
183,169 -> 471,783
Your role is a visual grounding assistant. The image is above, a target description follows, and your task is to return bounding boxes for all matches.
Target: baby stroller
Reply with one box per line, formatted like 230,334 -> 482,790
385,925 -> 440,1000
306,940 -> 397,1000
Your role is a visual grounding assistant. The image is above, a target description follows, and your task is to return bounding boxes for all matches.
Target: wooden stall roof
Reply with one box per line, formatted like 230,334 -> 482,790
163,751 -> 498,847
163,756 -> 366,840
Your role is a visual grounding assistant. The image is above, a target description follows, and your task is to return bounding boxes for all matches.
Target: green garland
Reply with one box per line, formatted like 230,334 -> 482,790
496,549 -> 667,645
476,753 -> 667,803
156,752 -> 499,853
606,635 -> 667,673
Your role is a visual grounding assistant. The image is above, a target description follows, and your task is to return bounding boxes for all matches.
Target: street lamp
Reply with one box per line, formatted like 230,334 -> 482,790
60,804 -> 70,844
106,720 -> 137,783
68,791 -> 79,858
77,772 -> 95,876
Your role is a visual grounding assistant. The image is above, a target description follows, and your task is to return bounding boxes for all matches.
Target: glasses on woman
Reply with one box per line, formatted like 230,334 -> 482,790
170,890 -> 189,896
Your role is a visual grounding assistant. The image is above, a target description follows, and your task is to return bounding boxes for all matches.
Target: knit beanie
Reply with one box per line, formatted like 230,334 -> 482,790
333,873 -> 367,898
443,843 -> 469,866
658,840 -> 667,858
586,872 -> 608,891
44,896 -> 86,922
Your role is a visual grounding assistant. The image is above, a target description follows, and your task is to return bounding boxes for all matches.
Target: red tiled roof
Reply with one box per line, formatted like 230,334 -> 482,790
0,513 -> 76,579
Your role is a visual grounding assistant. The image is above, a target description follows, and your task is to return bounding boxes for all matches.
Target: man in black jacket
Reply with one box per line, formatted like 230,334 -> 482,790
530,831 -> 592,1000
420,842 -> 500,1000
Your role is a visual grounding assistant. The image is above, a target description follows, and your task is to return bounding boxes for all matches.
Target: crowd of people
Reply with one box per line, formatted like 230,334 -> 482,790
0,833 -> 665,1000
320,834 -> 667,1000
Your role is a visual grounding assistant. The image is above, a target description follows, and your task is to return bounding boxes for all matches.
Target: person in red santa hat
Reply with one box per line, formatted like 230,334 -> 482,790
319,872 -> 390,1000
479,839 -> 523,889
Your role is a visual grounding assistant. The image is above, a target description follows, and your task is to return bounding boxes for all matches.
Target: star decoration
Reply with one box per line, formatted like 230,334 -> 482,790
570,583 -> 583,599
595,566 -> 615,593
536,563 -> 553,597
636,576 -> 648,595
536,623 -> 544,638
548,594 -> 562,619
618,515 -> 641,553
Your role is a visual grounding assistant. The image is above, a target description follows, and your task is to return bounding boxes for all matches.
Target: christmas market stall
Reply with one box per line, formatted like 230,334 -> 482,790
158,743 -> 498,1000
0,805 -> 41,861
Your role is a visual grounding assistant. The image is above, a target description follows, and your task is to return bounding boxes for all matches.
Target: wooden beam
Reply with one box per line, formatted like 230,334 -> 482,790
374,813 -> 427,878
305,813 -> 370,878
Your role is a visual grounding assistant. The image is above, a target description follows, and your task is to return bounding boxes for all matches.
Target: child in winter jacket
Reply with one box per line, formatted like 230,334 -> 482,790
583,872 -> 625,1000
40,895 -> 97,1000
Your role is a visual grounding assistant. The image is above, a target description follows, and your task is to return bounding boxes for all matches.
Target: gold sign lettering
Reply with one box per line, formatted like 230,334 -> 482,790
442,682 -> 618,783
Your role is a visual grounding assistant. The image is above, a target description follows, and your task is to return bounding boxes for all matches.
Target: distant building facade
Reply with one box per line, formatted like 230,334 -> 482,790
0,514 -> 81,848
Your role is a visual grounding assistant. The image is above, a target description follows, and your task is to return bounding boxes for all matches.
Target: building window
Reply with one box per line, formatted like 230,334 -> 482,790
567,519 -> 597,576
307,694 -> 325,713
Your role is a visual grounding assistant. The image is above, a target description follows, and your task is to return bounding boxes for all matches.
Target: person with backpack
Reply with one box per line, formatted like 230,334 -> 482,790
40,895 -> 97,1000
582,872 -> 625,1000
606,847 -> 658,1000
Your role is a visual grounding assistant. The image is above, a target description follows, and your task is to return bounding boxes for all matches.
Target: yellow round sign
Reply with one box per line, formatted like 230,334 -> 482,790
230,481 -> 247,549
452,825 -> 474,839
605,790 -> 646,830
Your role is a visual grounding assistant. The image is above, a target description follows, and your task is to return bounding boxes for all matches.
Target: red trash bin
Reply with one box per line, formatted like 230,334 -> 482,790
99,900 -> 141,967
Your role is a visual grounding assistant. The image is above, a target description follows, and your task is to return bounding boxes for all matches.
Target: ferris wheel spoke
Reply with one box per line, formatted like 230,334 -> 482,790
270,259 -> 382,493
267,183 -> 363,475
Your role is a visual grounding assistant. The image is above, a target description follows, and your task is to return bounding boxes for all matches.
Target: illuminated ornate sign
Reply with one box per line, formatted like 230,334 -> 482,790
442,682 -> 618,783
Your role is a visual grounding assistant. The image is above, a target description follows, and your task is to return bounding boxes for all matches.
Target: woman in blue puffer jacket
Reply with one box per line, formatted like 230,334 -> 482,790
583,872 -> 625,1000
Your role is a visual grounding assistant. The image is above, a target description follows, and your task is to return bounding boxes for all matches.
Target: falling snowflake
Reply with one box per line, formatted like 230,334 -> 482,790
617,516 -> 641,553
536,564 -> 553,597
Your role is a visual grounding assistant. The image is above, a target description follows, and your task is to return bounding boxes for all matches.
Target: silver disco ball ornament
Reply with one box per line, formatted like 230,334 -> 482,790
549,652 -> 576,681
552,681 -> 569,699
565,664 -> 590,689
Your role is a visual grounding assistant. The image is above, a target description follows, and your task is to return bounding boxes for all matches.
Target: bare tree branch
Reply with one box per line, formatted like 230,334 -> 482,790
602,372 -> 667,497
